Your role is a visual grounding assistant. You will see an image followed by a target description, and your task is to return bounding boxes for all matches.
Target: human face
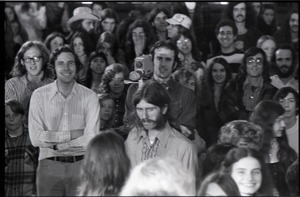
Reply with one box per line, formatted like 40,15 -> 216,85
262,9 -> 274,25
92,4 -> 103,17
101,18 -> 116,33
153,12 -> 168,32
177,35 -> 192,55
81,19 -> 94,33
275,49 -> 293,76
73,37 -> 85,57
178,77 -> 196,91
136,99 -> 166,130
246,53 -> 264,78
55,52 -> 77,85
261,39 -> 276,62
289,13 -> 298,33
205,182 -> 227,196
132,27 -> 145,45
233,3 -> 246,23
98,42 -> 112,55
11,22 -> 20,35
5,105 -> 23,131
167,24 -> 179,39
50,36 -> 64,52
5,7 -> 15,22
251,2 -> 261,16
217,26 -> 236,49
279,93 -> 297,118
109,72 -> 125,95
90,56 -> 107,74
273,115 -> 286,137
231,156 -> 262,196
22,46 -> 44,77
100,99 -> 114,121
212,63 -> 227,84
153,47 -> 175,80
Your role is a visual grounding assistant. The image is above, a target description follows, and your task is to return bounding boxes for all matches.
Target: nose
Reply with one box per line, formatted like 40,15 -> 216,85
245,171 -> 254,181
141,110 -> 148,119
280,120 -> 286,128
284,100 -> 290,108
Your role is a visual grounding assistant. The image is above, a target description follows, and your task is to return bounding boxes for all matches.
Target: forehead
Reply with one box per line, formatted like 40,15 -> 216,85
136,99 -> 157,108
52,36 -> 64,42
24,46 -> 41,56
282,92 -> 296,100
234,3 -> 246,9
212,63 -> 225,70
155,11 -> 167,18
276,49 -> 292,57
82,19 -> 93,23
112,72 -> 124,79
219,25 -> 234,32
74,37 -> 83,43
290,13 -> 299,20
103,18 -> 115,22
248,53 -> 263,59
261,39 -> 276,47
154,47 -> 175,57
56,52 -> 75,61
132,27 -> 144,33
101,98 -> 114,105
232,156 -> 261,169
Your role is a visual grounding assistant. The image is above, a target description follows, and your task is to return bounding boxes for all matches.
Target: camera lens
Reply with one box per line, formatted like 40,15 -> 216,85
135,61 -> 143,68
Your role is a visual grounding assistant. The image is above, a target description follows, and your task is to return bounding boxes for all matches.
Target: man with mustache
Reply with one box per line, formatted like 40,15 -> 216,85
124,40 -> 206,154
222,2 -> 262,52
125,80 -> 198,177
270,45 -> 299,92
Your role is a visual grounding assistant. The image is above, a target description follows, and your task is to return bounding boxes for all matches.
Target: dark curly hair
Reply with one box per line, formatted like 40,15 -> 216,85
11,40 -> 53,79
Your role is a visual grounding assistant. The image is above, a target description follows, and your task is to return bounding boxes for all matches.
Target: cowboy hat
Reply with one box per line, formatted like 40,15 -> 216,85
67,7 -> 100,27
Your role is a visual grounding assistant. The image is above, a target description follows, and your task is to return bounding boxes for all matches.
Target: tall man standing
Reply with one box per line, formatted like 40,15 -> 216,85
28,46 -> 100,196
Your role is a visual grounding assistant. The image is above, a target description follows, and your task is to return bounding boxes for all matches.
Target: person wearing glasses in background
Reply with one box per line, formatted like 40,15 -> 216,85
223,47 -> 277,121
5,41 -> 54,120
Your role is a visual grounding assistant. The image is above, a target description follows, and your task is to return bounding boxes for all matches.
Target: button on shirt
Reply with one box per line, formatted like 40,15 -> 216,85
28,80 -> 100,160
125,121 -> 198,175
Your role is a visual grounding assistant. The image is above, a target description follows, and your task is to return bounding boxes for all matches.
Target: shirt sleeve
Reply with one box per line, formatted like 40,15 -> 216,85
28,91 -> 71,148
5,79 -> 17,101
56,92 -> 100,150
181,142 -> 198,178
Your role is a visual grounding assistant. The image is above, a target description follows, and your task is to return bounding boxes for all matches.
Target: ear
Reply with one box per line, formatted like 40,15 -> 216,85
162,104 -> 168,115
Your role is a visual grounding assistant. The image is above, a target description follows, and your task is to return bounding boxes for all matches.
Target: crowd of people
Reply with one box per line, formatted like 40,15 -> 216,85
5,2 -> 299,196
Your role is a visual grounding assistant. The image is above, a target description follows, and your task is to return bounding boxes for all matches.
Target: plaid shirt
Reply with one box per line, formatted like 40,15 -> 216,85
5,125 -> 39,197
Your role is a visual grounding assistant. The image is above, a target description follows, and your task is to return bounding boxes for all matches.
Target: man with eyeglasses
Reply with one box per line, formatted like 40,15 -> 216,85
5,41 -> 54,120
28,46 -> 100,196
222,47 -> 277,121
207,19 -> 244,79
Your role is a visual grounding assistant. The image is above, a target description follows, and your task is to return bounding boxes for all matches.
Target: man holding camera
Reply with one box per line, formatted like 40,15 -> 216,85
125,40 -> 205,153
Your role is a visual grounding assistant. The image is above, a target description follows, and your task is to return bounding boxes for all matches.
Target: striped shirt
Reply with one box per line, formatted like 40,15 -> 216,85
5,75 -> 53,115
5,125 -> 39,197
28,80 -> 100,160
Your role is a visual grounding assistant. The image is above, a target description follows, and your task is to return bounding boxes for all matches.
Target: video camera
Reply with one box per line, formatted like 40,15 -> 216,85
129,55 -> 153,81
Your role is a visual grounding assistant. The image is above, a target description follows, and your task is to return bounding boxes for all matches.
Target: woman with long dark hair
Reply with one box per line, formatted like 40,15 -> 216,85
249,100 -> 298,196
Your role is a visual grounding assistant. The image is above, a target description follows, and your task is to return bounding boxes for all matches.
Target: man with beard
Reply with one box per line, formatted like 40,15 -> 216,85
222,2 -> 262,52
125,80 -> 198,176
270,45 -> 298,92
66,7 -> 100,44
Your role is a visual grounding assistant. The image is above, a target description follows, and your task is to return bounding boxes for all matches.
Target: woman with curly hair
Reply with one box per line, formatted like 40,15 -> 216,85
5,40 -> 54,118
122,19 -> 156,71
69,31 -> 96,84
84,51 -> 108,92
99,93 -> 115,131
44,31 -> 66,53
97,63 -> 129,138
77,130 -> 130,196
249,100 -> 298,196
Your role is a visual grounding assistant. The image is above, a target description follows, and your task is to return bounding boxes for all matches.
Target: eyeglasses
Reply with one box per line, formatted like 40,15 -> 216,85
23,56 -> 42,64
177,39 -> 190,45
247,57 -> 263,65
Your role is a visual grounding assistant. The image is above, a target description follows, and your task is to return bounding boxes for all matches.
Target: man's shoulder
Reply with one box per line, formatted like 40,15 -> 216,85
33,81 -> 55,93
168,129 -> 195,148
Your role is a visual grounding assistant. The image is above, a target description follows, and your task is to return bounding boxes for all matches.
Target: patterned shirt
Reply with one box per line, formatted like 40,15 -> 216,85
125,121 -> 198,175
5,125 -> 39,197
242,77 -> 263,112
28,80 -> 100,160
5,75 -> 53,115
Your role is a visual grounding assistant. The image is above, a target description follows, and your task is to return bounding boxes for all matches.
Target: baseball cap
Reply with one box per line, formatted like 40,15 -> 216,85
166,13 -> 192,29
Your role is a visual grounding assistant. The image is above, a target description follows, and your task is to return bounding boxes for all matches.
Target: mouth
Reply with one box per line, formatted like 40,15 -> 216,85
241,183 -> 256,187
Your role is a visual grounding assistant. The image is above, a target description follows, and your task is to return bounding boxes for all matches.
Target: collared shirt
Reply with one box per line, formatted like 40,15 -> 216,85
270,75 -> 299,93
5,125 -> 39,197
286,115 -> 299,155
28,80 -> 100,160
5,75 -> 53,114
125,121 -> 198,175
242,77 -> 263,112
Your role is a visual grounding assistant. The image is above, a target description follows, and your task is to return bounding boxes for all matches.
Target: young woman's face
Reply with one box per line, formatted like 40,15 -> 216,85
153,11 -> 168,32
100,98 -> 114,121
176,35 -> 192,55
262,8 -> 275,25
273,115 -> 286,137
101,18 -> 116,33
50,36 -> 64,52
73,37 -> 85,57
90,56 -> 107,74
212,63 -> 227,84
231,156 -> 262,196
109,72 -> 125,95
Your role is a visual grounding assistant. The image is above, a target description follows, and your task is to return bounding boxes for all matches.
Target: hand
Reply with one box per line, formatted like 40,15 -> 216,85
180,125 -> 193,138
70,129 -> 84,140
133,35 -> 146,57
105,50 -> 116,65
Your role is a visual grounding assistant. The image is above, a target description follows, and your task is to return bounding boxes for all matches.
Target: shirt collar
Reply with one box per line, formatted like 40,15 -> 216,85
20,75 -> 29,86
243,76 -> 263,88
49,80 -> 78,100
